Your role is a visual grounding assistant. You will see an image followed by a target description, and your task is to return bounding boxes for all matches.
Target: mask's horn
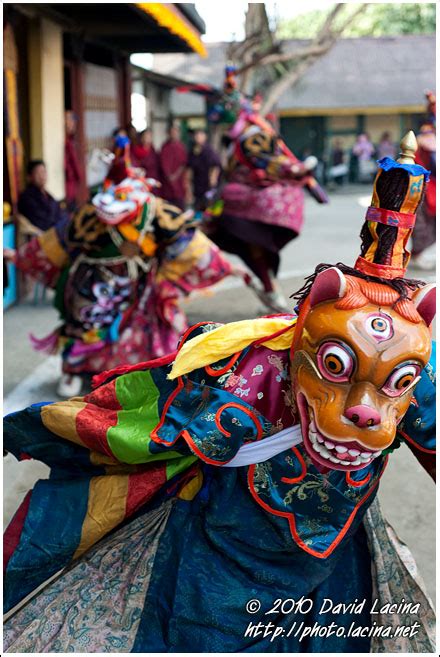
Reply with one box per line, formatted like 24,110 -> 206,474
309,267 -> 347,308
412,284 -> 436,327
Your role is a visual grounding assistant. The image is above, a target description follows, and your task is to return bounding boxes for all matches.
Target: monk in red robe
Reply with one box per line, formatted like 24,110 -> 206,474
64,111 -> 82,211
131,128 -> 160,181
159,123 -> 188,208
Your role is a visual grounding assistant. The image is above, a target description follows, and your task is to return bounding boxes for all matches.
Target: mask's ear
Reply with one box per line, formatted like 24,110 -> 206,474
309,267 -> 347,308
412,284 -> 436,327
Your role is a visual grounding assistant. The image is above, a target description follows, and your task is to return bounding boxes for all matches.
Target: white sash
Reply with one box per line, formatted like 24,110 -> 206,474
222,424 -> 303,467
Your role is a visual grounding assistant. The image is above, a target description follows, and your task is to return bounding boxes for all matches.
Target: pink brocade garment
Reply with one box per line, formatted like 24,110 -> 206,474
221,181 -> 305,234
64,237 -> 234,373
115,240 -> 234,361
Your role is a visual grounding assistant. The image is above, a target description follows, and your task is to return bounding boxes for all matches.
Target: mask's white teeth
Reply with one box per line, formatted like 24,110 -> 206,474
315,443 -> 331,459
308,430 -> 330,458
309,429 -> 377,467
309,430 -> 351,464
306,407 -> 381,467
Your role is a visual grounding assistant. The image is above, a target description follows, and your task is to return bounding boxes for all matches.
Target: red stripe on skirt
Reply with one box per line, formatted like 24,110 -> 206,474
125,465 -> 168,517
4,491 -> 32,572
91,351 -> 177,389
76,379 -> 122,456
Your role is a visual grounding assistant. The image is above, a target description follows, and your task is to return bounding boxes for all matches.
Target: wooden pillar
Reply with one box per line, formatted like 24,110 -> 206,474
356,114 -> 365,135
69,59 -> 88,203
118,55 -> 132,129
3,23 -> 24,210
27,17 -> 65,199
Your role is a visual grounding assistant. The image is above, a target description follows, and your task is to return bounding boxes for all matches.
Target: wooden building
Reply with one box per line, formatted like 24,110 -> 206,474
3,3 -> 206,307
3,3 -> 206,203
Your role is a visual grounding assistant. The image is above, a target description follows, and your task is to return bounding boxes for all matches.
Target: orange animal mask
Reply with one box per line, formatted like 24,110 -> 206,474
291,267 -> 435,472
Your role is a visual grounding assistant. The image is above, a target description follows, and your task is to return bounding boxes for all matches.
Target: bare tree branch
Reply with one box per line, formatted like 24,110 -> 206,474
314,3 -> 345,43
248,3 -> 369,74
261,55 -> 318,116
229,2 -> 369,105
254,3 -> 369,113
332,3 -> 369,37
235,42 -> 329,76
228,32 -> 261,61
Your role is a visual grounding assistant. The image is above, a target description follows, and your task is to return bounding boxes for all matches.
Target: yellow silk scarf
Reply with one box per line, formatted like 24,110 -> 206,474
169,317 -> 297,379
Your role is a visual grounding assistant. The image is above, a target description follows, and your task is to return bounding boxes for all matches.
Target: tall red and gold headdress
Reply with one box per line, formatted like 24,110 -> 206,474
355,131 -> 430,280
291,131 -> 433,353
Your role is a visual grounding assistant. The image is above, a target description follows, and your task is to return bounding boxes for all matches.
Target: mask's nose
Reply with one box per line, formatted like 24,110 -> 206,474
344,404 -> 381,428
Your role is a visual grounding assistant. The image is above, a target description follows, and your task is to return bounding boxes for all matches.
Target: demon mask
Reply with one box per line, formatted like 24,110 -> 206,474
292,268 -> 434,471
291,131 -> 435,471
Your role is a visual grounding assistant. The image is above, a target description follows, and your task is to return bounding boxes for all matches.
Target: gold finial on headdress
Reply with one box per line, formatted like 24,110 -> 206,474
397,130 -> 418,164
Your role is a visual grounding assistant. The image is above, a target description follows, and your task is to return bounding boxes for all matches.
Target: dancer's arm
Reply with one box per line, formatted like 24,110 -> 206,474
11,226 -> 70,288
398,343 -> 436,481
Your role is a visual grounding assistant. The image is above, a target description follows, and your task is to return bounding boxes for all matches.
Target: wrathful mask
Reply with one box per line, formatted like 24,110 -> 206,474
92,177 -> 153,226
291,267 -> 435,472
91,176 -> 196,256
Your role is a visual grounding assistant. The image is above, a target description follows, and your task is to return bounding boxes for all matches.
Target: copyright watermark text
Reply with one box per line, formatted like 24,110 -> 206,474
243,597 -> 421,643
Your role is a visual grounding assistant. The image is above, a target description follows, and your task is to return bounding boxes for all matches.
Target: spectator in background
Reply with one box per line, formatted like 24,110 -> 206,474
159,123 -> 187,208
412,116 -> 436,270
328,138 -> 347,187
331,139 -> 344,167
377,131 -> 396,160
131,128 -> 160,181
18,160 -> 68,231
126,123 -> 138,145
186,129 -> 222,210
64,110 -> 82,212
352,133 -> 375,162
352,133 -> 375,182
105,128 -> 131,185
112,126 -> 127,140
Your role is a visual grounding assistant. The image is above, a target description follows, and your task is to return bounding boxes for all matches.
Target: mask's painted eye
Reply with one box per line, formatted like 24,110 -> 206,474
92,282 -> 110,298
382,363 -> 421,397
366,313 -> 393,341
317,342 -> 354,382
